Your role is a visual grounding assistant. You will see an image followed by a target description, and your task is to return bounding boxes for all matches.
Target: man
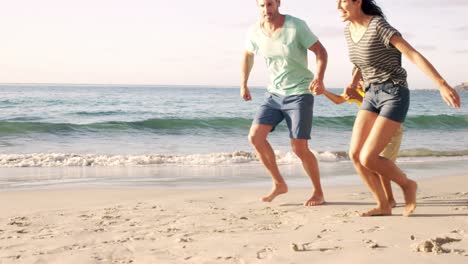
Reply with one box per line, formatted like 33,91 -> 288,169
241,0 -> 328,206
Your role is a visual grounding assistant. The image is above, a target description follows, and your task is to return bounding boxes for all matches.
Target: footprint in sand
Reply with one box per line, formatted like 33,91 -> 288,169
78,213 -> 95,220
63,243 -> 88,251
294,225 -> 304,231
176,234 -> 193,243
32,226 -> 57,240
358,226 -> 382,233
420,195 -> 438,200
292,242 -> 342,252
450,229 -> 465,235
16,229 -> 28,234
216,256 -> 235,261
8,216 -> 31,227
253,222 -> 282,231
363,239 -> 382,249
332,211 -> 358,218
453,206 -> 468,211
256,246 -> 275,259
413,235 -> 465,254
111,258 -> 135,264
263,206 -> 283,217
6,255 -> 21,260
316,246 -> 342,252
349,192 -> 370,200
103,207 -> 120,215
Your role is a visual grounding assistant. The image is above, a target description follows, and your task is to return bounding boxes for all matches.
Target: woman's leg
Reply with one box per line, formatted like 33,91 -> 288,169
379,172 -> 397,208
349,110 -> 392,216
360,116 -> 417,216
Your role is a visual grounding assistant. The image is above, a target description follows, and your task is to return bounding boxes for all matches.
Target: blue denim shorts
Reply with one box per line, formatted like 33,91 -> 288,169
361,82 -> 410,123
253,92 -> 314,139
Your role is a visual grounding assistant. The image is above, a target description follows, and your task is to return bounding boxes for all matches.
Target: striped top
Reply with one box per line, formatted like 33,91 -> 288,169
345,16 -> 407,89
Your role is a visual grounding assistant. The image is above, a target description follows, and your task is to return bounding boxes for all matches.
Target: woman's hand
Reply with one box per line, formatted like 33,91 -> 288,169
343,85 -> 360,100
439,84 -> 461,109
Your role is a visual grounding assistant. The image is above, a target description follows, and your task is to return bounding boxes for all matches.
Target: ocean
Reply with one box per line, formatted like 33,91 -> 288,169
0,84 -> 467,189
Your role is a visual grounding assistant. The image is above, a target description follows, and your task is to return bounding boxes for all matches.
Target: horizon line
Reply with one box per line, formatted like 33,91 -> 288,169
0,82 -> 445,91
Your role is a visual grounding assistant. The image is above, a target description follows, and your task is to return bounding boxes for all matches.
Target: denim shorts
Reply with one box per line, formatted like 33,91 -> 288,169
253,92 -> 314,139
361,82 -> 410,123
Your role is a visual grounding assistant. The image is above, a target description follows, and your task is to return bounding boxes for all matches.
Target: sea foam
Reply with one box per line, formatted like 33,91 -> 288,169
0,150 -> 348,168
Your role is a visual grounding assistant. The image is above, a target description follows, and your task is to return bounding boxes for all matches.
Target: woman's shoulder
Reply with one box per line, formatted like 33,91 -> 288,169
344,22 -> 351,33
372,16 -> 393,28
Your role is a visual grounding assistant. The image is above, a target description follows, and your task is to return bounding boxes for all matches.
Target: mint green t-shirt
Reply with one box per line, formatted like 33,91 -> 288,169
245,15 -> 318,96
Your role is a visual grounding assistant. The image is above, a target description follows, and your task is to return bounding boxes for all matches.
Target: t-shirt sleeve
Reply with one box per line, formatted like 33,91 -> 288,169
375,17 -> 401,48
296,19 -> 318,49
244,27 -> 258,54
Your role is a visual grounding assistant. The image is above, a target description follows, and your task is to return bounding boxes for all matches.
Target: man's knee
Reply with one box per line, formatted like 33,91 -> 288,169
248,133 -> 265,147
291,141 -> 309,159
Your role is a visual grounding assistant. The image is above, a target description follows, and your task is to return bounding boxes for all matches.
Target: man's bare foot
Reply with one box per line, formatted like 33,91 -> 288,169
402,180 -> 417,216
360,207 -> 392,217
388,199 -> 397,208
304,193 -> 325,206
261,183 -> 288,202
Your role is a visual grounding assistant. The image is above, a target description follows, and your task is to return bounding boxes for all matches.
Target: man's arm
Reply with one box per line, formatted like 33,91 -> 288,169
308,41 -> 328,95
241,51 -> 254,101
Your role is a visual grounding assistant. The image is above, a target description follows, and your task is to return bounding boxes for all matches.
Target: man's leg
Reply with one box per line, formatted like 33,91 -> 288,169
249,124 -> 287,202
290,139 -> 324,206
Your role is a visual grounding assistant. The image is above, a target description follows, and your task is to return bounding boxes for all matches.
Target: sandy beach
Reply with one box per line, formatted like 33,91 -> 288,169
0,173 -> 467,264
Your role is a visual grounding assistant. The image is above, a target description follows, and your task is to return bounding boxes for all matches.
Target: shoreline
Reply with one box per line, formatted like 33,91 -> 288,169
0,157 -> 467,191
1,174 -> 467,263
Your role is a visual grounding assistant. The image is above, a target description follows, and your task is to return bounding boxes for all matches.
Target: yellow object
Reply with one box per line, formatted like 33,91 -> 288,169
340,88 -> 365,108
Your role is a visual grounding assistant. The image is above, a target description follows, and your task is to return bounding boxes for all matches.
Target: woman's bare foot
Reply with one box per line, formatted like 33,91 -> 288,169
360,207 -> 392,217
304,192 -> 325,206
402,180 -> 417,216
261,183 -> 288,202
388,199 -> 397,208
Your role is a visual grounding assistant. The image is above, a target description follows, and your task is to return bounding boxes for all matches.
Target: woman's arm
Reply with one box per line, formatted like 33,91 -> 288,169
343,67 -> 363,100
390,35 -> 461,108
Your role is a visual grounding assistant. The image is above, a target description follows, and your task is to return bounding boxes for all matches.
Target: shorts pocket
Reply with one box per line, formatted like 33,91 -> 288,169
381,84 -> 400,96
264,92 -> 273,99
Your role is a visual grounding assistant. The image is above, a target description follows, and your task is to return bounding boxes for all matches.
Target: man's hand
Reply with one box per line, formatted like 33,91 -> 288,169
241,86 -> 252,101
309,78 -> 325,95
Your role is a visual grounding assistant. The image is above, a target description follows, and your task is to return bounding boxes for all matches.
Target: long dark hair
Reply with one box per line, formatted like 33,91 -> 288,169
358,0 -> 385,18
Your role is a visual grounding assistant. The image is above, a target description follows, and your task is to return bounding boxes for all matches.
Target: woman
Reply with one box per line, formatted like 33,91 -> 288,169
337,0 -> 461,216
322,73 -> 401,209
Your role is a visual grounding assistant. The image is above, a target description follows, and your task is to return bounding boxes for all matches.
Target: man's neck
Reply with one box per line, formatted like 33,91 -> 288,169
262,14 -> 285,31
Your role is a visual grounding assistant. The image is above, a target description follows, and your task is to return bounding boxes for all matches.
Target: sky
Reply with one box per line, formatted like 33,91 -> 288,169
0,0 -> 467,89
